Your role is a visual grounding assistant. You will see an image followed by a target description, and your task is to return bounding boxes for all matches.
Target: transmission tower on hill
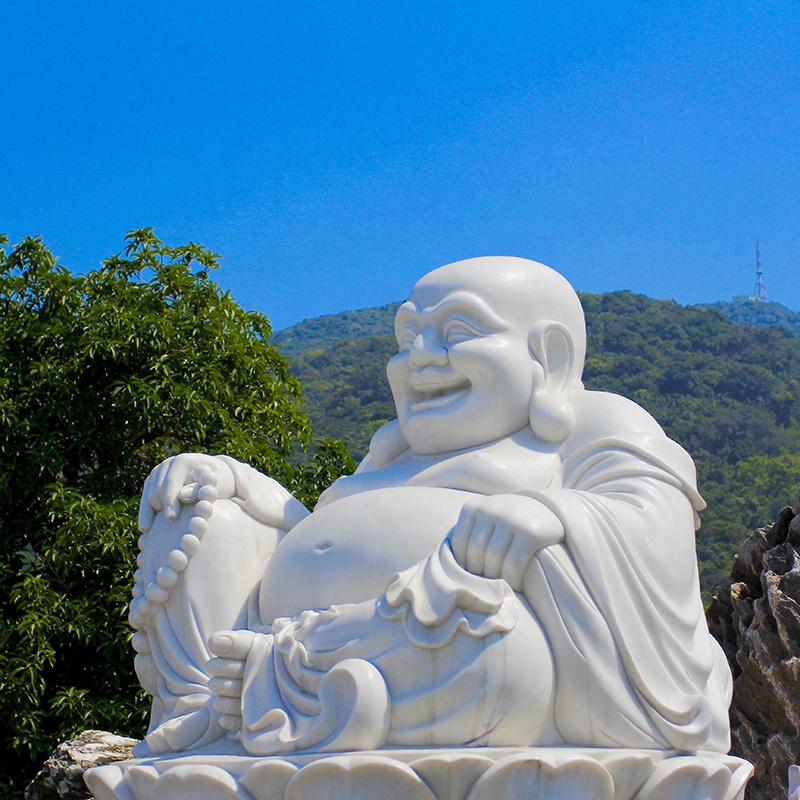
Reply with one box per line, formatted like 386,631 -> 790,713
753,241 -> 768,301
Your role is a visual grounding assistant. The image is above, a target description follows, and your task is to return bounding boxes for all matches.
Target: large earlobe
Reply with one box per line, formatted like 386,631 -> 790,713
528,321 -> 577,443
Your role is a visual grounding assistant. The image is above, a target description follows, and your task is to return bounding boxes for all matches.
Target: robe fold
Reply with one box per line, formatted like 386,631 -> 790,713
236,390 -> 731,756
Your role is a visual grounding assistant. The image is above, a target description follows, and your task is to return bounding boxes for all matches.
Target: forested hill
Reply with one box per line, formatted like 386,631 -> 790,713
274,302 -> 402,358
274,295 -> 800,355
698,297 -> 800,338
277,291 -> 800,600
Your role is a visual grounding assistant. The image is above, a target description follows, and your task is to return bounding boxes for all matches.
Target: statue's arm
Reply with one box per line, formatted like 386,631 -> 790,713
216,455 -> 310,530
447,440 -> 695,591
138,453 -> 309,536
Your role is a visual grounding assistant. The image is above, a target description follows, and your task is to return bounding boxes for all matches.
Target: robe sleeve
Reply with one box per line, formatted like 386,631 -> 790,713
520,429 -> 731,753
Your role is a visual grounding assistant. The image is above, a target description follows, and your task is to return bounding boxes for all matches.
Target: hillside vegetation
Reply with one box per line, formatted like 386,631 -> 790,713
274,303 -> 401,358
698,297 -> 800,338
281,292 -> 800,600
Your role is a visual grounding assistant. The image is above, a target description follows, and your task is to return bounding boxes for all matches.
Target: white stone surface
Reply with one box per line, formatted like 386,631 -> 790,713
85,748 -> 752,800
789,765 -> 800,799
88,257 -> 751,798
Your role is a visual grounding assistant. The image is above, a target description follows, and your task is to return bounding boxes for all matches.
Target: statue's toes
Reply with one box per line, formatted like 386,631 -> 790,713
145,706 -> 213,753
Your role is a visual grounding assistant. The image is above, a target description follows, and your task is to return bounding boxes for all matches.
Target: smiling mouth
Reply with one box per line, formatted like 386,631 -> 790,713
410,378 -> 471,409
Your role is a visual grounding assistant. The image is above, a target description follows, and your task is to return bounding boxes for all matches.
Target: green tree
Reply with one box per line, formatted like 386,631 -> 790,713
0,230 -> 353,794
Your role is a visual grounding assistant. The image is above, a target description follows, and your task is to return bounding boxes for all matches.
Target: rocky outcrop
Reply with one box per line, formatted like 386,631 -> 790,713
24,730 -> 137,800
707,489 -> 800,800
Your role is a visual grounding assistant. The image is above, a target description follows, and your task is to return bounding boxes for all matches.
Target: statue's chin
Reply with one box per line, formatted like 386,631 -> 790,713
400,415 -> 530,457
399,417 -> 492,455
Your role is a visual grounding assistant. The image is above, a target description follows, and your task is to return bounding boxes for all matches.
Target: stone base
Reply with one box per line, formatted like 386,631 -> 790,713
85,747 -> 752,800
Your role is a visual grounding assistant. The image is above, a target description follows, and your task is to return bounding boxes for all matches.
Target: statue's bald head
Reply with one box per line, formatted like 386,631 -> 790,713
408,256 -> 586,384
384,256 -> 587,457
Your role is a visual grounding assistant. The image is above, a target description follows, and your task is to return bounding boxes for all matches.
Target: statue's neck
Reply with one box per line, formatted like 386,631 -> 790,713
318,429 -> 562,506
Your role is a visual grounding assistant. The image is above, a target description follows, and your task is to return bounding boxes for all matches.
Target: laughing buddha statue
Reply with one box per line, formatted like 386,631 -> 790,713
114,257 -> 747,799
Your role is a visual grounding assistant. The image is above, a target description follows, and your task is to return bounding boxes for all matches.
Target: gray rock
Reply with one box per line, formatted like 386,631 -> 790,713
24,730 -> 138,800
707,489 -> 800,800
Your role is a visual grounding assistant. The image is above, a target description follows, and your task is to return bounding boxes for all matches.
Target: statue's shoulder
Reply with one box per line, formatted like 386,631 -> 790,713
565,390 -> 703,507
566,389 -> 666,453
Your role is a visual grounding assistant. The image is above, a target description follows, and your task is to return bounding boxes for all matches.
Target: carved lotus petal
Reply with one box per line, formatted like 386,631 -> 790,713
599,752 -> 657,800
122,764 -> 161,800
632,757 -> 731,800
241,759 -> 298,800
83,764 -> 127,800
150,765 -> 249,800
466,753 -> 614,800
285,755 -> 436,800
410,753 -> 494,800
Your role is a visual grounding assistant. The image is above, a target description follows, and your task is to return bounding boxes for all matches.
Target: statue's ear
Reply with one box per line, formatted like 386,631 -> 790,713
528,321 -> 577,443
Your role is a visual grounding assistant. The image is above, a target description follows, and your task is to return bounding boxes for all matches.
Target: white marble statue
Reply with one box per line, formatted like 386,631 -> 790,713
88,257 -> 751,800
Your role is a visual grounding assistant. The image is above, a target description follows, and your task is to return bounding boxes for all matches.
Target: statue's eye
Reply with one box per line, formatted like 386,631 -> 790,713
398,327 -> 418,350
444,320 -> 480,343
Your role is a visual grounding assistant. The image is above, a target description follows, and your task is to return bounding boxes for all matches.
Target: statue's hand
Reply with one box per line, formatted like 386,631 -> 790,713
450,495 -> 565,590
207,630 -> 257,733
138,454 -> 236,532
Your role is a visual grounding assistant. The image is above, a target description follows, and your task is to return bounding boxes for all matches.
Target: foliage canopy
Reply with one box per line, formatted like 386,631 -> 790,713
0,231 -> 353,794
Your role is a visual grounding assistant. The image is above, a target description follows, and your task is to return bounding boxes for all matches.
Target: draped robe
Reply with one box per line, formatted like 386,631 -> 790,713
234,389 -> 731,756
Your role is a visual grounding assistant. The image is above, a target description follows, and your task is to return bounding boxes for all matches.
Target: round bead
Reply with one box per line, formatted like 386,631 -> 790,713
131,582 -> 144,598
180,534 -> 201,555
156,566 -> 179,590
197,484 -> 218,503
131,631 -> 151,653
138,534 -> 148,551
128,608 -> 143,628
134,568 -> 144,583
188,516 -> 208,536
168,549 -> 189,572
195,500 -> 214,519
129,595 -> 148,619
136,552 -> 146,567
145,582 -> 170,605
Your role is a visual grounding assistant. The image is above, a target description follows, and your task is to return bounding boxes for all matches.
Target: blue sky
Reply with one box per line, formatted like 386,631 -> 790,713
2,1 -> 798,331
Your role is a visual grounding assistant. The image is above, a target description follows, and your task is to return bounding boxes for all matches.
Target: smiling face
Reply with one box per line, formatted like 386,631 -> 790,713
387,260 -> 546,455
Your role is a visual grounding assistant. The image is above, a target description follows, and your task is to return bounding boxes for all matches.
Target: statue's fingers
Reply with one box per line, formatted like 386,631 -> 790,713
178,483 -> 199,504
466,516 -> 494,576
483,523 -> 514,579
501,532 -> 538,590
144,469 -> 165,510
193,463 -> 218,487
208,677 -> 242,698
209,630 -> 256,660
161,459 -> 195,520
212,695 -> 241,716
137,503 -> 154,534
206,657 -> 245,679
449,511 -> 476,567
151,458 -> 177,518
138,475 -> 157,532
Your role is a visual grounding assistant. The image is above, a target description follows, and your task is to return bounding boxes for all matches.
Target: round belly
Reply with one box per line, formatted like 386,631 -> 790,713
260,486 -> 474,621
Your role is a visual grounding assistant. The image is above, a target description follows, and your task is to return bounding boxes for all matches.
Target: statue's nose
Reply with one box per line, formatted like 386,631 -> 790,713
408,331 -> 448,369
